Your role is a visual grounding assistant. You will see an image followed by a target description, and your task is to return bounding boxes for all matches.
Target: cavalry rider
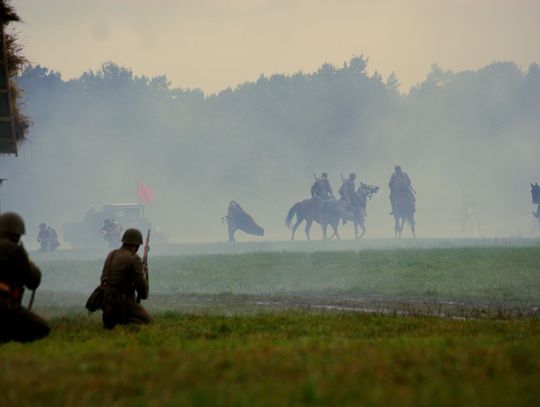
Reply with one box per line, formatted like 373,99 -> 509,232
339,173 -> 357,207
311,172 -> 335,201
388,165 -> 415,214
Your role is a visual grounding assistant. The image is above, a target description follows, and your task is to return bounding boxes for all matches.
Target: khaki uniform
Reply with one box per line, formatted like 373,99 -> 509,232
0,238 -> 50,343
100,247 -> 152,329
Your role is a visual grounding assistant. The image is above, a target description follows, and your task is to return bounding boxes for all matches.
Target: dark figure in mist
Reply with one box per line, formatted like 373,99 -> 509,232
531,182 -> 540,227
100,218 -> 123,249
311,172 -> 335,201
286,182 -> 379,240
98,228 -> 153,329
223,201 -> 264,242
388,165 -> 416,238
37,222 -> 60,252
339,173 -> 357,211
0,212 -> 50,343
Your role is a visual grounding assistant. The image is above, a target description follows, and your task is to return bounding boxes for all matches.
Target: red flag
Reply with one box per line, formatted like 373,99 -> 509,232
137,180 -> 154,205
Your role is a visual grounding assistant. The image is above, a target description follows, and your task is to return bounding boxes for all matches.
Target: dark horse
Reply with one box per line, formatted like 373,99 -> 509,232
285,198 -> 345,240
532,183 -> 540,227
285,184 -> 379,240
392,189 -> 416,239
223,201 -> 264,242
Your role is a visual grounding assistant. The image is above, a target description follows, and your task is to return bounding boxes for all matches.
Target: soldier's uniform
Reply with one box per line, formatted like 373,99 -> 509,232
389,166 -> 415,213
37,223 -> 52,252
339,173 -> 357,206
0,213 -> 50,343
311,173 -> 334,200
99,229 -> 152,329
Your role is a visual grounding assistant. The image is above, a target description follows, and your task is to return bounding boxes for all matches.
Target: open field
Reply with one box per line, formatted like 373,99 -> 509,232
30,243 -> 540,317
2,242 -> 539,406
1,313 -> 540,407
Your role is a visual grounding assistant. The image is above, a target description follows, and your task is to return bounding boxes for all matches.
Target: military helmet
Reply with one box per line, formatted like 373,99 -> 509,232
0,212 -> 26,236
121,228 -> 143,245
395,165 -> 402,171
321,172 -> 328,178
349,173 -> 356,179
39,222 -> 47,229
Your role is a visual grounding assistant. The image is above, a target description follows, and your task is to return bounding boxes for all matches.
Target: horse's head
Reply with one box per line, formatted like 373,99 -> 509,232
359,183 -> 380,198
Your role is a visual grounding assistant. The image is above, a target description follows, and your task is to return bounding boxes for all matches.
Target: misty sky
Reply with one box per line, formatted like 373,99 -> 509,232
12,0 -> 540,94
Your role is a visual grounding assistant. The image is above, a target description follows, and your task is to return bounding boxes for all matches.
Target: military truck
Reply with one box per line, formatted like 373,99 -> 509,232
63,203 -> 152,249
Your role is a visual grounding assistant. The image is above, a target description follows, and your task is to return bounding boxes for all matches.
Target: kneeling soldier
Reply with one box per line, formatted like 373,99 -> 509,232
100,228 -> 153,329
0,212 -> 50,343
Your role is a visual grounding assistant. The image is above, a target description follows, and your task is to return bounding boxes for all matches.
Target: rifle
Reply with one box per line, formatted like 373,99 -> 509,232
409,185 -> 417,195
137,229 -> 151,303
312,172 -> 318,181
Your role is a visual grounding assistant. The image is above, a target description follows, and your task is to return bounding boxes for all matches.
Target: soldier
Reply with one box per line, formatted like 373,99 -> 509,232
47,226 -> 60,252
100,218 -> 122,249
311,172 -> 335,200
37,222 -> 51,252
339,173 -> 357,206
388,165 -> 414,214
0,212 -> 50,343
99,228 -> 153,330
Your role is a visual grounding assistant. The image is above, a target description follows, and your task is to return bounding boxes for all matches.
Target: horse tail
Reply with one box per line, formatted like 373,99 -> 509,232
286,203 -> 299,229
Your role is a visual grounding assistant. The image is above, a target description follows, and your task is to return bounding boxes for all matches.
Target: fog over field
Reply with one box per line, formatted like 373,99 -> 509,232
1,58 -> 539,245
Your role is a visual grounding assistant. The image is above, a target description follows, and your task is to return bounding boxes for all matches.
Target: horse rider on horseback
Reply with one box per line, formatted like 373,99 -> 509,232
339,173 -> 357,208
389,165 -> 415,215
311,172 -> 335,201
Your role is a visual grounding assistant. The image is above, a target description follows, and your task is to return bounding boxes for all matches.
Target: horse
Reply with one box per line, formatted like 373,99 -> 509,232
392,189 -> 416,239
223,201 -> 264,242
532,183 -> 540,227
325,183 -> 380,239
286,198 -> 321,240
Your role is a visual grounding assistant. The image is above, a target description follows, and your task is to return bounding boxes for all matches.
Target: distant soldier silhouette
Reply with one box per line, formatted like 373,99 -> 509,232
100,218 -> 123,249
388,165 -> 415,215
37,222 -> 51,252
339,173 -> 357,207
0,212 -> 50,343
311,172 -> 334,201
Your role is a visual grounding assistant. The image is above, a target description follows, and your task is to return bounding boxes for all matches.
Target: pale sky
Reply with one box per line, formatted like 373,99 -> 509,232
11,0 -> 540,94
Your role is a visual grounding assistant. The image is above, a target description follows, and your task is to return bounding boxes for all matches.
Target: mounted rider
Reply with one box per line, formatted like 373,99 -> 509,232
389,165 -> 415,214
339,173 -> 357,208
311,172 -> 335,201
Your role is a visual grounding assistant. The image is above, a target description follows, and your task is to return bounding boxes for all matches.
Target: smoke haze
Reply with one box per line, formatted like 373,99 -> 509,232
1,58 -> 539,246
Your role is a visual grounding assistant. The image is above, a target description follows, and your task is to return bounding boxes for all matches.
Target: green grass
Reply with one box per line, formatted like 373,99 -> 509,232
1,312 -> 540,406
37,246 -> 540,306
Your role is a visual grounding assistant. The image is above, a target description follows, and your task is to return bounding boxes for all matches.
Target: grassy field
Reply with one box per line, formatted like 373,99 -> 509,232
2,244 -> 538,406
1,313 -> 539,406
33,246 -> 540,316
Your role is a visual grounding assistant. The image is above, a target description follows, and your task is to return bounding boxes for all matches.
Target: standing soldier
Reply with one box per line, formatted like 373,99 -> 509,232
339,173 -> 357,207
311,172 -> 335,201
388,165 -> 414,214
37,222 -> 51,252
0,212 -> 50,343
99,228 -> 153,330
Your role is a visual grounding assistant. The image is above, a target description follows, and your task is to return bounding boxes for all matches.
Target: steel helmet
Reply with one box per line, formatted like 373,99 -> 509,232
0,212 -> 26,236
321,172 -> 328,178
121,228 -> 143,245
349,173 -> 356,179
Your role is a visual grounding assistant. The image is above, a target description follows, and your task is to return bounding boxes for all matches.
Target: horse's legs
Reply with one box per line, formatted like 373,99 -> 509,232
332,222 -> 341,240
321,222 -> 328,240
305,219 -> 313,240
291,217 -> 303,241
410,215 -> 416,238
399,217 -> 407,239
357,222 -> 366,239
394,216 -> 400,239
